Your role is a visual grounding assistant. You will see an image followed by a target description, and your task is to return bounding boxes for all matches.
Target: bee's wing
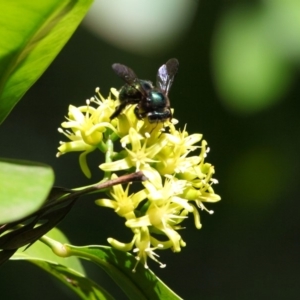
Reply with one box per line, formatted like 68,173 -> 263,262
156,58 -> 179,95
112,63 -> 137,84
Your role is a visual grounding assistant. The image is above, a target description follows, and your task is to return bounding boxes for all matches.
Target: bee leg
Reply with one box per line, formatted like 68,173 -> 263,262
110,102 -> 128,120
134,106 -> 145,119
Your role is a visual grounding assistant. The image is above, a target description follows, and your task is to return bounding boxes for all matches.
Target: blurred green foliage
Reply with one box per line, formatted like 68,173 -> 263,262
212,6 -> 291,113
212,1 -> 300,114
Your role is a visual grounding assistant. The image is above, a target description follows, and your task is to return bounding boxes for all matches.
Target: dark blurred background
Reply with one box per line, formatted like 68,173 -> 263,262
1,0 -> 300,299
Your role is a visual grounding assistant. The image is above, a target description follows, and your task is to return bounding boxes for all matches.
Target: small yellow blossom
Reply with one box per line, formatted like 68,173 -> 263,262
100,127 -> 169,173
95,174 -> 147,220
57,89 -> 118,177
132,227 -> 166,271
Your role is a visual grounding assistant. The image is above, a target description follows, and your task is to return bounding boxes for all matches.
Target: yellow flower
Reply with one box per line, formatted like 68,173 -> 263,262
155,126 -> 202,175
125,176 -> 191,251
57,88 -> 117,177
100,127 -> 169,172
132,227 -> 166,271
95,174 -> 147,220
107,227 -> 167,270
57,86 -> 221,270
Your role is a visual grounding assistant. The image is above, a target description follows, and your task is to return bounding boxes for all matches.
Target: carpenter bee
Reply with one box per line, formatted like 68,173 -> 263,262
110,58 -> 179,123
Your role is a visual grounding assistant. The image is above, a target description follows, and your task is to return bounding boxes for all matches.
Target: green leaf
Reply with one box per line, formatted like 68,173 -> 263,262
0,0 -> 93,124
67,245 -> 183,300
0,158 -> 54,223
11,228 -> 113,300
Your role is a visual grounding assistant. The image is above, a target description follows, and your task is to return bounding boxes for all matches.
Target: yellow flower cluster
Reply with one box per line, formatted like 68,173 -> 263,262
57,88 -> 221,270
